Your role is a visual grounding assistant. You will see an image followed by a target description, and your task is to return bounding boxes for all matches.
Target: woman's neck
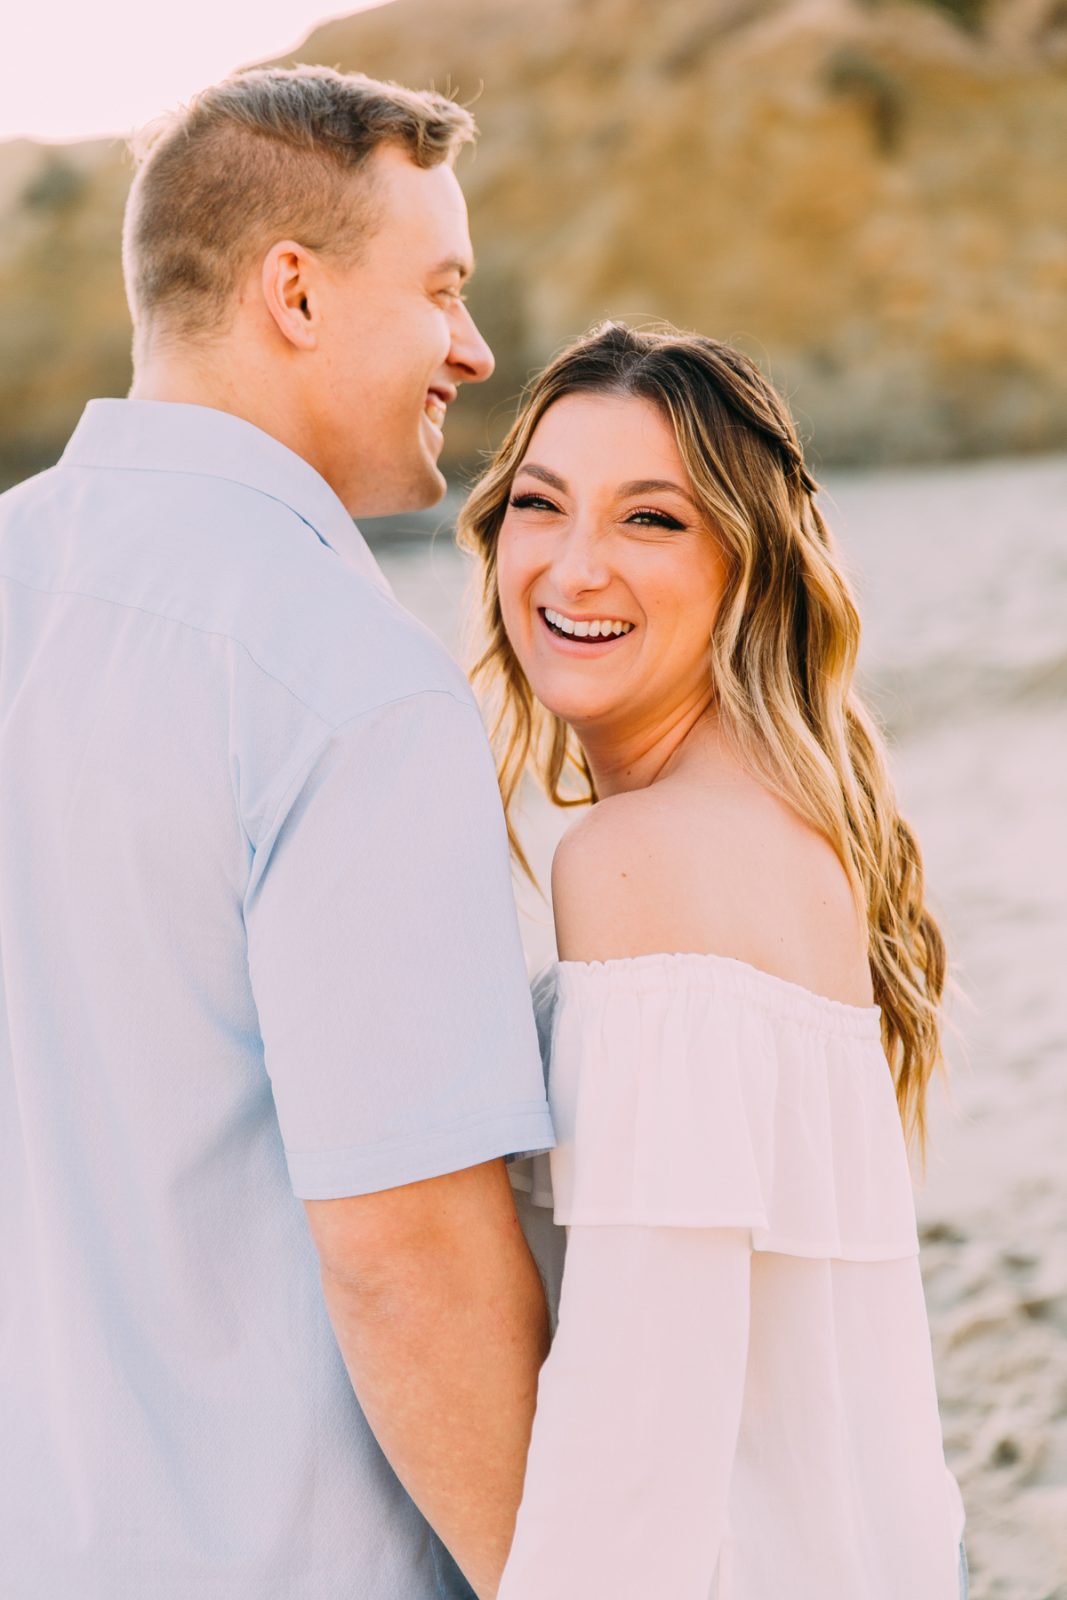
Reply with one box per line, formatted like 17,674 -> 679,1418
578,692 -> 718,798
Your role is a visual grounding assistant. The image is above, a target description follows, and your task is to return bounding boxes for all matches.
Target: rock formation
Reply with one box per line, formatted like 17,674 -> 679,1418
2,0 -> 1065,486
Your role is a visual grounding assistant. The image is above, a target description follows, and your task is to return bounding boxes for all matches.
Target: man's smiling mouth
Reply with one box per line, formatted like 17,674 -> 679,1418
425,385 -> 455,430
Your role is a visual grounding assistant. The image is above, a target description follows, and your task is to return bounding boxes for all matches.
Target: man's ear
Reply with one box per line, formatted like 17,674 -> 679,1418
261,240 -> 319,352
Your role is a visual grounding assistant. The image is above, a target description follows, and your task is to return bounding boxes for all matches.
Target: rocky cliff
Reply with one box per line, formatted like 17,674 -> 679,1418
0,137 -> 134,485
2,0 -> 1066,486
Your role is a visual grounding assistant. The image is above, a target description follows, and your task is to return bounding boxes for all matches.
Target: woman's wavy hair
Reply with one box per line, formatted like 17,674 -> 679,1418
456,319 -> 947,1161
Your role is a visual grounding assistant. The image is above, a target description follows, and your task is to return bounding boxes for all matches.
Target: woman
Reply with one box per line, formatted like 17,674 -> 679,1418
456,321 -> 968,1599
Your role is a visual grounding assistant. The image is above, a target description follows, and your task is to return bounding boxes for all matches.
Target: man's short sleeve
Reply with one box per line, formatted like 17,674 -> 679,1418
244,689 -> 556,1199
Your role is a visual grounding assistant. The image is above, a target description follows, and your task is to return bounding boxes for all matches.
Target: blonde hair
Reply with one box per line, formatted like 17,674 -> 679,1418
456,320 -> 947,1161
122,65 -> 476,352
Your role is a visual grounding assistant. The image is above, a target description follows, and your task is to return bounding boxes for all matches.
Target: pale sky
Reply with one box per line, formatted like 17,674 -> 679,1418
2,0 -> 394,143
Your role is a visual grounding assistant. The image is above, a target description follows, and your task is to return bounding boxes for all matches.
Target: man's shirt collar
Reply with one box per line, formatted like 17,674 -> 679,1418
62,398 -> 391,592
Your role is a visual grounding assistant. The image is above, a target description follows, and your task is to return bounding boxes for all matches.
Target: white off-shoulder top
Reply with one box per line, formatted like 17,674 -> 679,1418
502,953 -> 966,1600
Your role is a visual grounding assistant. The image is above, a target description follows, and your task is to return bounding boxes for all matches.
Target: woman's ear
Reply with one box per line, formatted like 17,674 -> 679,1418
260,240 -> 319,352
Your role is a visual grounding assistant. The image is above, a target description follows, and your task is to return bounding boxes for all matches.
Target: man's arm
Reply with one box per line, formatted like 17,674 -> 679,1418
245,691 -> 557,1591
305,1156 -> 549,1600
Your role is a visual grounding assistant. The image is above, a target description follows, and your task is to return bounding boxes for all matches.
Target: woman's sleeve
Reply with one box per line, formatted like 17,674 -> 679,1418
496,1221 -> 752,1600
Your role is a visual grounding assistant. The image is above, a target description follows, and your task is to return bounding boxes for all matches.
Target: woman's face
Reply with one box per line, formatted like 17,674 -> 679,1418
496,391 -> 728,739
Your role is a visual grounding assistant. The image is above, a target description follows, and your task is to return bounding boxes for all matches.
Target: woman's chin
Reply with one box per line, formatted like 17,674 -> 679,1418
529,681 -> 620,731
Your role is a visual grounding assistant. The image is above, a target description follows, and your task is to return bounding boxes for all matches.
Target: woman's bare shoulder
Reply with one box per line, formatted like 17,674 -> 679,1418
550,782 -> 728,965
550,774 -> 872,1003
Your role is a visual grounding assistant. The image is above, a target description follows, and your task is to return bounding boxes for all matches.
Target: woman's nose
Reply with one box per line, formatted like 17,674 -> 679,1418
550,521 -> 612,599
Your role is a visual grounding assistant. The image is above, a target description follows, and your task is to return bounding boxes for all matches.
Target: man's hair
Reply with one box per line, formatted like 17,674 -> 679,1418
122,65 -> 477,351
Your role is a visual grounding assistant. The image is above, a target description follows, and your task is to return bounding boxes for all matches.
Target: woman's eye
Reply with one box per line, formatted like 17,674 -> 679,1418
508,493 -> 558,512
626,508 -> 685,529
506,497 -> 685,526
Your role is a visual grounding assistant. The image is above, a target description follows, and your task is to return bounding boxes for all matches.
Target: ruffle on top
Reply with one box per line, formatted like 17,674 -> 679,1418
518,952 -> 920,1262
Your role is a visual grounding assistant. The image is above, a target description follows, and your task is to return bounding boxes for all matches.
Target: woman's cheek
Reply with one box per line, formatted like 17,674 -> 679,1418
495,548 -> 526,650
497,534 -> 532,617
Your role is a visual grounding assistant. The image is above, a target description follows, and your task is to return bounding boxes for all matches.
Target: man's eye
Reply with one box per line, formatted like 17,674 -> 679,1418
508,493 -> 558,512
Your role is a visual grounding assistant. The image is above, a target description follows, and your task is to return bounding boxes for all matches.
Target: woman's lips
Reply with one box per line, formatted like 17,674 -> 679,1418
538,608 -> 636,651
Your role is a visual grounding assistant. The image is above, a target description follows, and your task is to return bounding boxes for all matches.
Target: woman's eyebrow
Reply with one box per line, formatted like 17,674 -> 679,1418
515,463 -> 568,490
516,465 -> 700,509
618,477 -> 700,507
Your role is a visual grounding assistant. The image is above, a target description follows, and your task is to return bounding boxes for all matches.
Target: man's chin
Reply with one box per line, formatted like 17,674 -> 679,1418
409,456 -> 449,510
347,457 -> 447,520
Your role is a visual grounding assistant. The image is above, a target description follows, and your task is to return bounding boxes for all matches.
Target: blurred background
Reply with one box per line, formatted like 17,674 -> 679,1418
2,2 -> 1065,1596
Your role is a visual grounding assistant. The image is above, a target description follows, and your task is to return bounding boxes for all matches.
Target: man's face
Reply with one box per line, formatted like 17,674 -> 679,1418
308,144 -> 494,517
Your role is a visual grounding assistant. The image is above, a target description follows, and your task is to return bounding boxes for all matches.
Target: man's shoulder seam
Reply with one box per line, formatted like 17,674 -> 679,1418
252,688 -> 485,860
0,566 -> 473,733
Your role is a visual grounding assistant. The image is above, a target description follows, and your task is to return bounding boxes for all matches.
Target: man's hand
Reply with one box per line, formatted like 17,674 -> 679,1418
304,1157 -> 549,1598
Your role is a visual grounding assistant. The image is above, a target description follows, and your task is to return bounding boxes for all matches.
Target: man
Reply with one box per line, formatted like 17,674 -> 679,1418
0,66 -> 554,1600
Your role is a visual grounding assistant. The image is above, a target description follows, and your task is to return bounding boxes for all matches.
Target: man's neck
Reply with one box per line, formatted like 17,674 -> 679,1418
129,349 -> 327,481
131,350 -> 265,424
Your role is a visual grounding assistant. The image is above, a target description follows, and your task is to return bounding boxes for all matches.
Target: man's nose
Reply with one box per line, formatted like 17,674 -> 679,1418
449,303 -> 495,384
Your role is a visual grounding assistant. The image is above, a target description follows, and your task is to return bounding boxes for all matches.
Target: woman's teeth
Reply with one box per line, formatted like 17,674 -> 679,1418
425,397 -> 447,428
543,608 -> 634,639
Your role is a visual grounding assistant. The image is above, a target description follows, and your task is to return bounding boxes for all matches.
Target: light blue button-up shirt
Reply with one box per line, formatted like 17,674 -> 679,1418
0,400 -> 555,1598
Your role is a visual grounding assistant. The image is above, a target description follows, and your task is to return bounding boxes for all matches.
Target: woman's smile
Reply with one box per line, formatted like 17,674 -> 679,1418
538,606 -> 637,650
